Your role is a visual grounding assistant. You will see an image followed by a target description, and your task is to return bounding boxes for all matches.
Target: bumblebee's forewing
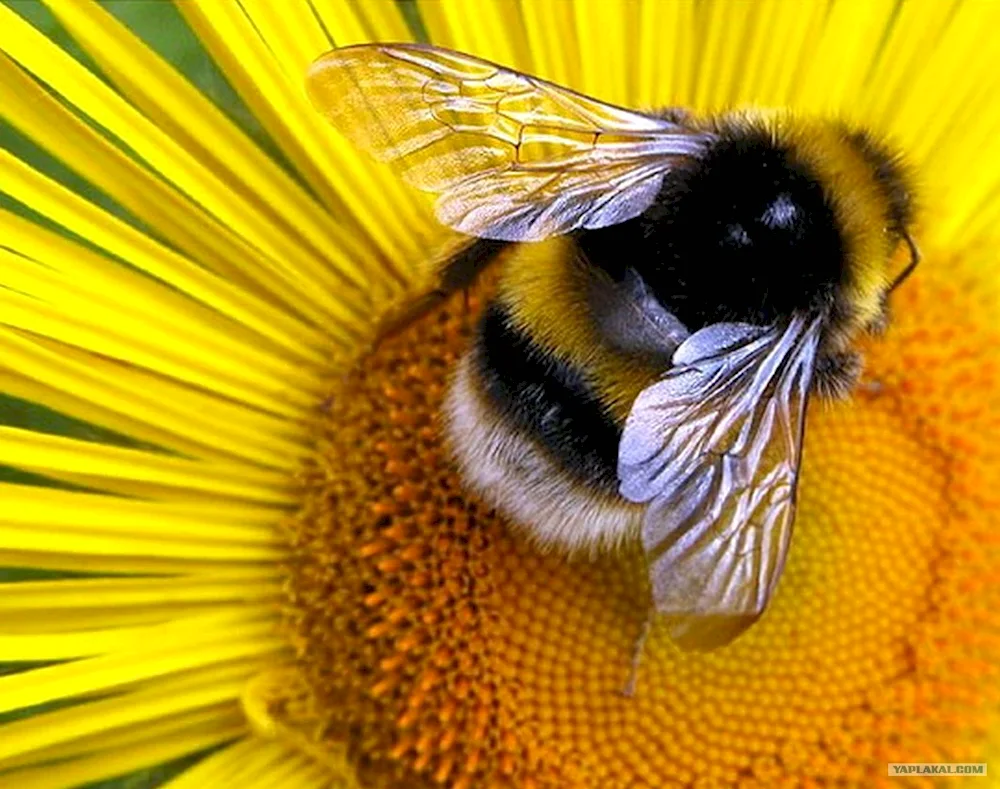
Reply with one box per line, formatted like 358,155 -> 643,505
618,315 -> 821,650
307,43 -> 709,241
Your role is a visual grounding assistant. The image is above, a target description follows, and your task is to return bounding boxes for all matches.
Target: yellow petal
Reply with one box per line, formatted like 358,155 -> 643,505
0,288 -> 314,417
636,0 -> 690,108
691,0 -> 752,112
178,0 -> 434,277
0,54 -> 360,340
0,612 -> 280,715
574,0 -> 635,105
856,0 -> 959,130
44,0 -> 388,305
239,750 -> 336,789
0,329 -> 305,450
0,127 -> 331,354
0,665 -> 249,764
0,365 -> 303,472
434,0 -> 532,72
0,5 -> 385,323
0,704 -> 242,772
159,738 -> 306,789
0,577 -> 279,612
158,737 -> 265,789
0,484 -> 279,544
790,0 -> 897,114
0,427 -> 296,503
0,525 -> 284,562
0,550 -> 275,578
0,247 -> 322,408
0,207 -> 325,375
0,627 -> 171,661
310,0 -> 414,46
0,719 -> 247,789
1,606 -> 260,635
413,1 -> 455,51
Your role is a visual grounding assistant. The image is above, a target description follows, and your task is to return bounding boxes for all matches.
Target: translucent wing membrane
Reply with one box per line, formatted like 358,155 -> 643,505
618,314 -> 822,649
307,43 -> 710,241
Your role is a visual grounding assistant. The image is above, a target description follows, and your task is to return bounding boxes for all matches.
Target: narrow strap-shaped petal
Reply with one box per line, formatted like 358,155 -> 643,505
159,738 -> 285,789
0,4 -> 388,323
574,0 -> 636,105
0,704 -> 244,772
0,427 -> 297,503
0,550 -> 275,578
179,0 -> 436,279
311,0 -> 414,46
0,484 -> 279,543
427,0 -> 533,73
0,612 -> 281,716
517,0 -> 580,87
0,720 -> 247,789
0,331 -> 307,469
45,0 -> 385,305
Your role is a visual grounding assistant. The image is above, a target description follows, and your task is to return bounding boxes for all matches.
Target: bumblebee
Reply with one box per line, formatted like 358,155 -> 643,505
307,44 -> 917,659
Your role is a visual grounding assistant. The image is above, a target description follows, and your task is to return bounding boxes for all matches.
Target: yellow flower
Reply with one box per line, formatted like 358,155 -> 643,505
0,1 -> 998,788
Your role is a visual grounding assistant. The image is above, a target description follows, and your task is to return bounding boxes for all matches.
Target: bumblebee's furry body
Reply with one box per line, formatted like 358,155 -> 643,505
444,112 -> 913,553
309,41 -> 918,656
445,355 -> 644,553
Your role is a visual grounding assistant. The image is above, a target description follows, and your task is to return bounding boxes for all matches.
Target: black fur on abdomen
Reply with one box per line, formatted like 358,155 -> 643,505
473,302 -> 622,493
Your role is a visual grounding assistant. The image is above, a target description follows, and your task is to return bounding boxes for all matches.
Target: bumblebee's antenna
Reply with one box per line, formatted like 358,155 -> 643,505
888,231 -> 920,293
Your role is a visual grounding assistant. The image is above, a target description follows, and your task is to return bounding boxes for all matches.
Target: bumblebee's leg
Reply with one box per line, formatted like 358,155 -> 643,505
813,350 -> 864,400
374,289 -> 450,345
865,295 -> 891,336
620,610 -> 654,698
868,232 -> 919,337
375,238 -> 509,347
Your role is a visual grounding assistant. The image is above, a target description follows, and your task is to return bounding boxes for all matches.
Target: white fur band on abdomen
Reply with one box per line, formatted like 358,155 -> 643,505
443,353 -> 642,555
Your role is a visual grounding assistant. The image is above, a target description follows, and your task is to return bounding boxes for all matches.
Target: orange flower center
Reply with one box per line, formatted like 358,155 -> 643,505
284,241 -> 1000,788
